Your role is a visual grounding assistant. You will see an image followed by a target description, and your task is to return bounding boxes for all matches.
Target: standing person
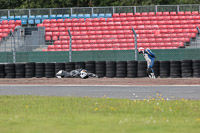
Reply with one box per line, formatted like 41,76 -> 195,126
138,47 -> 156,78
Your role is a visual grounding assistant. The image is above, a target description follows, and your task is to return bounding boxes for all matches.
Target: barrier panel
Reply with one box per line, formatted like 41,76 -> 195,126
1,49 -> 200,63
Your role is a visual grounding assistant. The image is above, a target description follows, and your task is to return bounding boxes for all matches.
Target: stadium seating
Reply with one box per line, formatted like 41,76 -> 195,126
0,20 -> 22,41
36,11 -> 198,51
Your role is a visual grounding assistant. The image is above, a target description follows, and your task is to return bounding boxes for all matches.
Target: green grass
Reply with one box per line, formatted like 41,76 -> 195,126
0,95 -> 200,133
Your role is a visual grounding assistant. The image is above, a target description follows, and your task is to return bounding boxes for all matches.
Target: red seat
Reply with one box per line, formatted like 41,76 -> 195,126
185,11 -> 191,16
99,18 -> 106,22
57,19 -> 63,23
113,18 -> 120,22
71,18 -> 78,23
113,13 -> 119,18
79,18 -> 84,22
43,19 -> 50,23
80,27 -> 87,30
50,23 -> 57,27
54,40 -> 62,45
156,12 -> 162,16
45,36 -> 51,41
85,18 -> 92,22
177,11 -> 184,16
37,23 -> 43,27
92,18 -> 99,22
141,12 -> 148,16
170,12 -> 176,16
92,22 -> 99,26
48,45 -> 55,49
61,40 -> 69,45
50,19 -> 57,23
9,24 -> 15,29
59,31 -> 67,36
51,27 -> 59,32
58,27 -> 65,31
126,13 -> 133,17
192,11 -> 199,15
52,36 -> 58,41
99,22 -> 107,26
52,32 -> 59,36
120,13 -> 126,17
62,45 -> 69,49
45,32 -> 52,36
85,22 -> 92,27
8,20 -> 15,24
60,36 -> 69,40
134,13 -> 141,16
148,12 -> 155,16
88,31 -> 95,35
126,17 -> 134,21
163,12 -> 169,16
15,20 -> 21,25
57,23 -> 65,27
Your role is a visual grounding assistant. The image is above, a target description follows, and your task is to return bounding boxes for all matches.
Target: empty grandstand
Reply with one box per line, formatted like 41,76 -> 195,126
0,5 -> 200,62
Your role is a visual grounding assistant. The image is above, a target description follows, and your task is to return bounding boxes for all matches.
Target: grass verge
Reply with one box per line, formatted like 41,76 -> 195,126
0,95 -> 200,133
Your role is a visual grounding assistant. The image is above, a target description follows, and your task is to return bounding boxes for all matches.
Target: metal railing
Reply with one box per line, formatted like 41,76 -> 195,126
0,4 -> 200,17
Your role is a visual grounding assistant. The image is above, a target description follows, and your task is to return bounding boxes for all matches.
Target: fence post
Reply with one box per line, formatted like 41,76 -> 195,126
132,27 -> 138,61
197,26 -> 200,34
68,29 -> 72,62
10,30 -> 16,63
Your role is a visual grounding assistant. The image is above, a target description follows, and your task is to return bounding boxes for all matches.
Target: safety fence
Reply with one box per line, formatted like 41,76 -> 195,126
0,48 -> 200,63
0,60 -> 199,78
0,4 -> 200,17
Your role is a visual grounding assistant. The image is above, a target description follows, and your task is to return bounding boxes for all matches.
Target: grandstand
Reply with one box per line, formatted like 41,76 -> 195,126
0,5 -> 200,53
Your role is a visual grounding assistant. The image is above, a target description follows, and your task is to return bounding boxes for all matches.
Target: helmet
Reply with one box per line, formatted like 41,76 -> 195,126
80,69 -> 88,79
56,70 -> 64,78
138,47 -> 144,52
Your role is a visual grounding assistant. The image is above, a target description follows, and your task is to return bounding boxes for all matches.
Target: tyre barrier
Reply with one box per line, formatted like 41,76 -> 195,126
181,60 -> 193,78
160,61 -> 170,78
25,62 -> 35,78
95,61 -> 106,78
106,61 -> 116,78
85,61 -> 95,74
138,61 -> 147,78
116,61 -> 127,78
0,60 -> 199,78
193,60 -> 200,78
127,61 -> 137,78
35,63 -> 45,78
170,61 -> 182,78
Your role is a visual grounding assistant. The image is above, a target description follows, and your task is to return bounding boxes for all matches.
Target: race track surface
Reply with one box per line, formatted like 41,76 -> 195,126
0,85 -> 200,100
0,78 -> 200,100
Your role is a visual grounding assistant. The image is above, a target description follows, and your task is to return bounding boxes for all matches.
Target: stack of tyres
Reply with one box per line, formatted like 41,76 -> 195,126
55,63 -> 65,74
45,63 -> 55,78
35,63 -> 45,78
5,63 -> 15,78
106,61 -> 116,78
127,61 -> 137,78
75,62 -> 85,69
159,61 -> 170,78
170,61 -> 181,78
65,62 -> 75,72
15,63 -> 25,78
193,60 -> 200,77
25,62 -> 35,78
153,61 -> 160,78
181,60 -> 193,78
116,61 -> 127,78
0,64 -> 5,78
137,61 -> 147,78
85,61 -> 95,73
95,61 -> 106,78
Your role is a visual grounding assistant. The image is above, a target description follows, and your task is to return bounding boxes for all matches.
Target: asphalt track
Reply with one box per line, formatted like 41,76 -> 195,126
0,85 -> 200,100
